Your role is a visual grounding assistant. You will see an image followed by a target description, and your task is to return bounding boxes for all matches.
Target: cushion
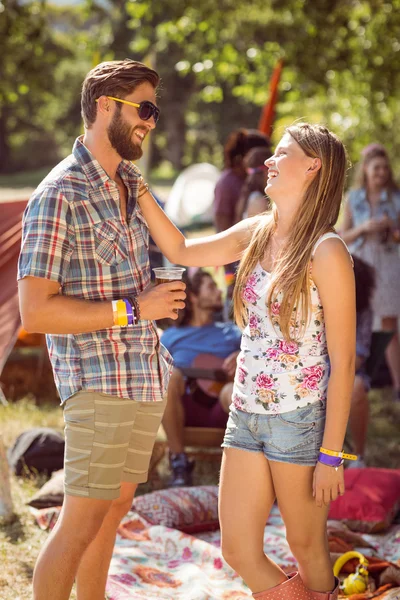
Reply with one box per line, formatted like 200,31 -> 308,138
132,485 -> 219,534
27,469 -> 64,508
328,468 -> 400,533
8,428 -> 64,476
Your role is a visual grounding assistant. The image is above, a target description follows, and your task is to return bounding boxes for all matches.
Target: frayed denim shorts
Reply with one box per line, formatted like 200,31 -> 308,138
222,401 -> 326,466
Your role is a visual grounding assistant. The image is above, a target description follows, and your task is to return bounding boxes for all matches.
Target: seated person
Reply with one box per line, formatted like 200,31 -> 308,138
348,255 -> 375,468
161,269 -> 241,486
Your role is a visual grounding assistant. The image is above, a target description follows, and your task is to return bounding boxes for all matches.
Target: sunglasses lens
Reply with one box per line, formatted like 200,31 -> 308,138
139,102 -> 160,123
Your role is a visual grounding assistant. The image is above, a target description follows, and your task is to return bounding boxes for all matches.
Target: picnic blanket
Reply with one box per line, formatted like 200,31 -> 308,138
33,503 -> 400,600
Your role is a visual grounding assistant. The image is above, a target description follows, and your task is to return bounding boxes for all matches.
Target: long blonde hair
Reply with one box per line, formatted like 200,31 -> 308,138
233,123 -> 347,341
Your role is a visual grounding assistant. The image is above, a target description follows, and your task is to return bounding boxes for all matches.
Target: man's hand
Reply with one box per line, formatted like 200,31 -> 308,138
137,281 -> 186,321
222,351 -> 240,379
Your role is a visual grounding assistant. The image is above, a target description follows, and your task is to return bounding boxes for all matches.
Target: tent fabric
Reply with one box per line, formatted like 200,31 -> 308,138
0,200 -> 28,388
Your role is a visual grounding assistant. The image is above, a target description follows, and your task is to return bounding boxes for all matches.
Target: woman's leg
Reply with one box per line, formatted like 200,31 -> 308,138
348,375 -> 369,458
270,460 -> 334,593
219,448 -> 286,593
381,317 -> 400,393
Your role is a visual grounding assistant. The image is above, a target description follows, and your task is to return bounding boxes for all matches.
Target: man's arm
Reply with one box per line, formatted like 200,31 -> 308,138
18,277 -> 186,334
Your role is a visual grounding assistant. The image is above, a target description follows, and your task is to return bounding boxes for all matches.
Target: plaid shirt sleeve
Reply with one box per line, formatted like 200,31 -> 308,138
18,184 -> 75,284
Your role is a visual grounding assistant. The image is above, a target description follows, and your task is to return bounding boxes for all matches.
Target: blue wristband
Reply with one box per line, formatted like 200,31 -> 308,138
318,452 -> 343,468
123,299 -> 134,326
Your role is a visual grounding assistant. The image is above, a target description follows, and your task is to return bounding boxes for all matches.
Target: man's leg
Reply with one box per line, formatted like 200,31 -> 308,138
32,494 -> 111,600
76,395 -> 167,599
219,382 -> 233,413
76,481 -> 137,600
162,368 -> 196,486
162,367 -> 186,453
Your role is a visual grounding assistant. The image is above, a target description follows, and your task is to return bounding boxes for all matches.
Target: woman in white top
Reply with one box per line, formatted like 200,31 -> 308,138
137,123 -> 355,600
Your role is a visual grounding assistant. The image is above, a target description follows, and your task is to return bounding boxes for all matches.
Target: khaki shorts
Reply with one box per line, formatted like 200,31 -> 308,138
63,391 -> 166,500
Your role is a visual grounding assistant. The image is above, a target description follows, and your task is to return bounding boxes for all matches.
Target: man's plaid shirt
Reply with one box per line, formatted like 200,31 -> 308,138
18,137 -> 173,404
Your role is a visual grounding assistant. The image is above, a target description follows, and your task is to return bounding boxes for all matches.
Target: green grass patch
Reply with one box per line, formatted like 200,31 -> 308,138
0,168 -> 55,190
0,390 -> 399,599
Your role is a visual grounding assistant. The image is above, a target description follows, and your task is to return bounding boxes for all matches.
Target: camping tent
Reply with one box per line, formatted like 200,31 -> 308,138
0,199 -> 28,404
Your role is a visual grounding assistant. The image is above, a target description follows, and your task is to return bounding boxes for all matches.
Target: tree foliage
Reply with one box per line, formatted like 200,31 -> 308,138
1,0 -> 400,177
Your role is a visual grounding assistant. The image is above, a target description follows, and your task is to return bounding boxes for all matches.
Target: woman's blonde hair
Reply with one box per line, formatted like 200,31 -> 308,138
233,123 -> 347,341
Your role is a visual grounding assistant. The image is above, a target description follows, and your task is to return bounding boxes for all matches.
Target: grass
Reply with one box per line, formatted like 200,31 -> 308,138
0,389 -> 399,600
0,168 -> 55,190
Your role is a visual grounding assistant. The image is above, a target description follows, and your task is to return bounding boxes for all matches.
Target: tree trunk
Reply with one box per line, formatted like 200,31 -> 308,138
0,109 -> 11,174
0,435 -> 14,521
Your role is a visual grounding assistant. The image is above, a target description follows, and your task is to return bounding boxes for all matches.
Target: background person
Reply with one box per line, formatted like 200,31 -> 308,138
213,129 -> 271,308
341,144 -> 400,400
235,146 -> 272,221
161,269 -> 241,486
347,255 -> 375,468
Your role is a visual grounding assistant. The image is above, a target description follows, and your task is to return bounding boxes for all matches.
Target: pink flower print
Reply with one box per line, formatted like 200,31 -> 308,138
278,340 -> 298,355
182,547 -> 192,560
303,375 -> 319,391
266,348 -> 280,360
242,285 -> 258,304
247,273 -> 258,287
271,302 -> 281,315
302,365 -> 324,381
255,373 -> 275,389
214,558 -> 223,570
238,367 -> 247,384
249,314 -> 258,329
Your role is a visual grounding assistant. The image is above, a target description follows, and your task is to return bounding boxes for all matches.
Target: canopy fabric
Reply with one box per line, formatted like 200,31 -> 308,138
0,200 -> 28,388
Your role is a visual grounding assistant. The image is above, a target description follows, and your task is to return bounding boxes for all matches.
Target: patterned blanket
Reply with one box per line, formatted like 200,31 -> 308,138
33,504 -> 400,600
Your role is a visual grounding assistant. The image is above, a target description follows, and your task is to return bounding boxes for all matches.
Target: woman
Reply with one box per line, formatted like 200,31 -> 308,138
341,145 -> 400,400
235,146 -> 272,222
137,123 -> 355,599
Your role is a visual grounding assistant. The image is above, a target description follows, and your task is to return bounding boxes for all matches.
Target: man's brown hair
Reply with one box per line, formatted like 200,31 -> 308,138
81,59 -> 160,128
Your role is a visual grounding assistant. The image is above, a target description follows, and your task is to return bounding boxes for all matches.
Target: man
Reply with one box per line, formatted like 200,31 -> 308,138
161,269 -> 241,486
18,59 -> 186,600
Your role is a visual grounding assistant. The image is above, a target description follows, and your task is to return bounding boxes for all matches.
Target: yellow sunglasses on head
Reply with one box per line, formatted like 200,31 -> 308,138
95,96 -> 160,123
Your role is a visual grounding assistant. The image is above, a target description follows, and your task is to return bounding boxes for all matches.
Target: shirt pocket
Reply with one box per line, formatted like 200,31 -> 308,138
93,220 -> 129,266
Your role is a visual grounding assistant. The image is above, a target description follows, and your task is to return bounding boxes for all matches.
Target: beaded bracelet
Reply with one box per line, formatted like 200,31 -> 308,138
127,295 -> 141,323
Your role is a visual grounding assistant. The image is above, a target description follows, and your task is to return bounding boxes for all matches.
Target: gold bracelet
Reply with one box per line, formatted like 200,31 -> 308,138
138,181 -> 149,198
320,447 -> 357,461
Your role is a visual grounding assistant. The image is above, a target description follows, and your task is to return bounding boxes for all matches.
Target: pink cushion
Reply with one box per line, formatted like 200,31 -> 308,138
132,485 -> 219,534
328,468 -> 400,532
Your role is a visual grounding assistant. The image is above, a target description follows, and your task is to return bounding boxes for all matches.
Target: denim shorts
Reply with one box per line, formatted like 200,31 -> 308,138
222,401 -> 326,466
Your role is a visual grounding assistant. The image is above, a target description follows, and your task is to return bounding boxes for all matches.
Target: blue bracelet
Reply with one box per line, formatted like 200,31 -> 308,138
318,452 -> 343,468
123,299 -> 134,326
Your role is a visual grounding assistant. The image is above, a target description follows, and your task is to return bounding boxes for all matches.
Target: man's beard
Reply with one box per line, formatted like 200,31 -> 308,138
107,111 -> 143,161
199,299 -> 224,313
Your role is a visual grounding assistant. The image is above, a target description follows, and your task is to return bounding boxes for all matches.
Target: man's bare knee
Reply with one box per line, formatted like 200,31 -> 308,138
108,483 -> 137,522
58,495 -> 111,547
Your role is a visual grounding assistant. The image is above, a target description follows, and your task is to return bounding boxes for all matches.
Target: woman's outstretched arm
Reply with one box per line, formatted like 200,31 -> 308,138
137,183 -> 262,267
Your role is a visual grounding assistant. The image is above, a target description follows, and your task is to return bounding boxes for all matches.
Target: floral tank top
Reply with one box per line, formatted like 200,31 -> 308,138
232,233 -> 349,415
